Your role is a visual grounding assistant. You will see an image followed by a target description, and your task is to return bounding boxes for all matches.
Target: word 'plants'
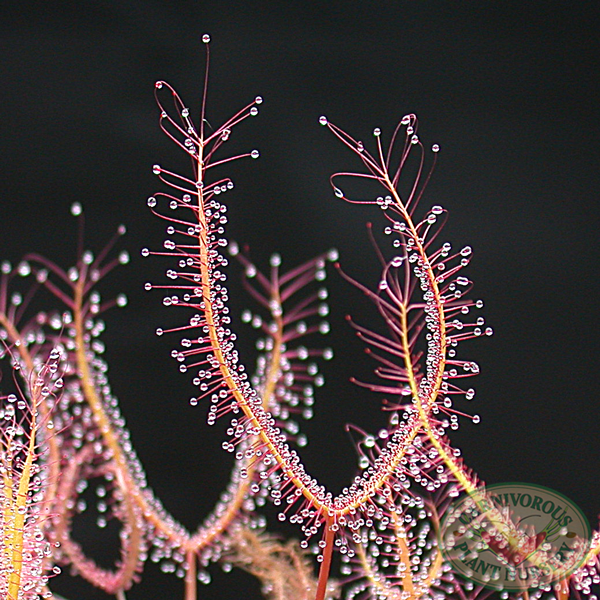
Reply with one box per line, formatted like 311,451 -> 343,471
0,37 -> 598,600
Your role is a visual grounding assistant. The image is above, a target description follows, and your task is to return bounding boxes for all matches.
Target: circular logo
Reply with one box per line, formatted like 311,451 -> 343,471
439,483 -> 591,591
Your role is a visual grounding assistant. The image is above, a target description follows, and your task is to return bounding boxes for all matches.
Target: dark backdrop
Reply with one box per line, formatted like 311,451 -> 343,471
1,3 -> 599,599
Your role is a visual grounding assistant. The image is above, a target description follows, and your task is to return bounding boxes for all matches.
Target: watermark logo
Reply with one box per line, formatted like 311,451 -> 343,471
439,483 -> 590,592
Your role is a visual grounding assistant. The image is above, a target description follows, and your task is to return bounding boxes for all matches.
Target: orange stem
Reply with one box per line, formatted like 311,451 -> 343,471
315,517 -> 335,600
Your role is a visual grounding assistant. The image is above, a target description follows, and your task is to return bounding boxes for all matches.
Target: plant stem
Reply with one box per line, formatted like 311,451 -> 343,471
185,551 -> 197,600
315,517 -> 335,600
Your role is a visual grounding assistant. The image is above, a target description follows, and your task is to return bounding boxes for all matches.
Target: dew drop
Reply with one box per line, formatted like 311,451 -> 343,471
327,248 -> 339,261
202,33 -> 211,44
391,256 -> 404,267
70,202 -> 82,216
255,95 -> 263,104
432,144 -> 440,152
319,115 -> 328,126
373,127 -> 381,136
250,149 -> 260,159
250,107 -> 259,117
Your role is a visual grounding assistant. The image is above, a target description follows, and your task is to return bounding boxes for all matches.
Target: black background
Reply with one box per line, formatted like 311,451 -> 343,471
1,3 -> 599,599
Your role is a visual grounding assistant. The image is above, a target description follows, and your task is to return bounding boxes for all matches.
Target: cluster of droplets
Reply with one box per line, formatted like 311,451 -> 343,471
341,488 -> 451,600
144,192 -> 249,423
375,194 -> 493,438
424,223 -> 492,432
341,429 -> 498,600
232,249 -> 337,450
0,207 -> 180,595
144,80 -> 266,432
0,497 -> 56,600
0,350 -> 67,599
569,544 -> 600,600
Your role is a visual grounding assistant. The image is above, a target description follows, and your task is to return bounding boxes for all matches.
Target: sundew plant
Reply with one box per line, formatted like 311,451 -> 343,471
0,36 -> 598,600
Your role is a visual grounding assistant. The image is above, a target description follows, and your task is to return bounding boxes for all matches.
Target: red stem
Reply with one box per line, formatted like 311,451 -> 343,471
185,550 -> 197,600
315,517 -> 335,600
